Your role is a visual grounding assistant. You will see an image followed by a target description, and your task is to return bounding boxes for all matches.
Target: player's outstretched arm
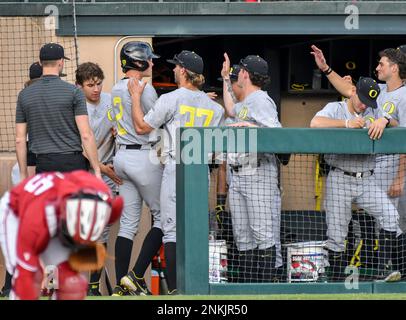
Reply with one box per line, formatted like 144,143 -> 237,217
310,45 -> 354,98
222,53 -> 237,117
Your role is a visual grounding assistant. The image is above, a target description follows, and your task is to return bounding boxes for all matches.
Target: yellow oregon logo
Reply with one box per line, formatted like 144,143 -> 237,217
238,106 -> 248,120
383,101 -> 396,114
122,59 -> 127,66
369,89 -> 378,99
365,116 -> 375,123
229,67 -> 234,74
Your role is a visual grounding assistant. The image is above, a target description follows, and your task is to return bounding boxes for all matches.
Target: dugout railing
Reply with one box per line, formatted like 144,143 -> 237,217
176,127 -> 406,295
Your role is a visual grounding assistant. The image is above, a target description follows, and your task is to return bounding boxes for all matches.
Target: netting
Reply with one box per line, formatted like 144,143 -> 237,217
208,152 -> 406,284
0,15 -> 79,152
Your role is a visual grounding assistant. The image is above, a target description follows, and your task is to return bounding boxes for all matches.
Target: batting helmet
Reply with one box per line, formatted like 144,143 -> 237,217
120,41 -> 160,72
59,190 -> 112,247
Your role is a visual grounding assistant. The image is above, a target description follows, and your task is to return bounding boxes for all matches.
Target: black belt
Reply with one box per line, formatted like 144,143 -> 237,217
331,166 -> 374,178
38,151 -> 82,156
122,144 -> 142,150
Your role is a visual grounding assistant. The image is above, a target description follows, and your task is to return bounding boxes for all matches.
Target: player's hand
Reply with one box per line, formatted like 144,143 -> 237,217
388,176 -> 405,198
368,117 -> 386,140
111,127 -> 117,137
310,45 -> 329,72
128,78 -> 147,97
347,117 -> 365,129
221,53 -> 231,79
342,75 -> 353,84
206,91 -> 218,100
100,163 -> 123,185
227,121 -> 258,127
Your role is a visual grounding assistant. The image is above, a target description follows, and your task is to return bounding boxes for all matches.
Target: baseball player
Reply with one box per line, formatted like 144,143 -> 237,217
110,41 -> 163,296
123,50 -> 224,294
310,77 -> 401,282
221,53 -> 282,283
311,45 -> 406,203
311,45 -> 406,279
0,170 -> 123,300
75,62 -> 122,295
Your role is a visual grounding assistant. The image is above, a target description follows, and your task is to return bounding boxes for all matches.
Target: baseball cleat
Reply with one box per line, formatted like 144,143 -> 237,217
167,289 -> 178,295
120,271 -> 152,296
87,282 -> 102,296
0,288 -> 10,298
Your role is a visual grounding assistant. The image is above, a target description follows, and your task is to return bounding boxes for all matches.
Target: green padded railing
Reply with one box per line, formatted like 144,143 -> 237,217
176,127 -> 406,295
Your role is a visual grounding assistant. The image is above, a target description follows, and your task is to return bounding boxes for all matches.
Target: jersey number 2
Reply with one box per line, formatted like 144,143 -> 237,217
108,97 -> 128,136
179,105 -> 214,127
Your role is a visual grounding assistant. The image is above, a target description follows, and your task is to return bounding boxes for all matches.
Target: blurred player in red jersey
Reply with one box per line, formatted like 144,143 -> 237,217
0,170 -> 123,300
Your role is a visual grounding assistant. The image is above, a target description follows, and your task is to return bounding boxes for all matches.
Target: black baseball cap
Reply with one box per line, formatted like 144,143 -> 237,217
39,43 -> 70,61
217,64 -> 241,82
356,77 -> 380,109
29,62 -> 42,80
167,50 -> 204,74
29,61 -> 67,79
239,55 -> 268,76
397,44 -> 406,55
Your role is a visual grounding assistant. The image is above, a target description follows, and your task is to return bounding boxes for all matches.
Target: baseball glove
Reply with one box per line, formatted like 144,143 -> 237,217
68,243 -> 107,272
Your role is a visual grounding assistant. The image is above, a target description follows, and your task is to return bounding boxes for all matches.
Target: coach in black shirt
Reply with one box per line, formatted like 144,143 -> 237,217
15,43 -> 101,180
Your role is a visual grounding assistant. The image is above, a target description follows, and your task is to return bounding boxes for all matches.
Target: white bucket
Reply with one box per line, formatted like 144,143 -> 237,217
209,240 -> 228,283
285,241 -> 328,283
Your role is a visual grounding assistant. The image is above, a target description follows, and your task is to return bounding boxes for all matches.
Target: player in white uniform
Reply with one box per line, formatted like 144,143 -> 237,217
123,50 -> 224,294
75,62 -> 122,295
311,77 -> 401,282
110,42 -> 163,296
221,53 -> 282,283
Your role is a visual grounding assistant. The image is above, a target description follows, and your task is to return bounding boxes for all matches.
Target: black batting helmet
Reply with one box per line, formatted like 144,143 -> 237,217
120,41 -> 160,72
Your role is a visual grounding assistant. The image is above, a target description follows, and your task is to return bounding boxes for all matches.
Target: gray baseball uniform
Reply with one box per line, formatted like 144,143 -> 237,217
144,87 -> 225,244
87,92 -> 115,190
228,90 -> 283,267
316,101 -> 399,252
374,84 -> 406,210
111,78 -> 163,240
